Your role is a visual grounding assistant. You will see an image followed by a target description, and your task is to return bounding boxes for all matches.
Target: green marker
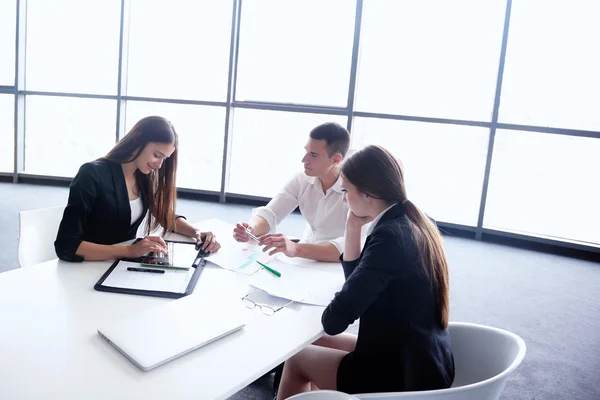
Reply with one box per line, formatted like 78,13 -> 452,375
256,260 -> 281,278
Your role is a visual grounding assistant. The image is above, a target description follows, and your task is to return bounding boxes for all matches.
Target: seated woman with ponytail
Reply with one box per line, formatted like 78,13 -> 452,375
55,116 -> 220,262
276,145 -> 454,399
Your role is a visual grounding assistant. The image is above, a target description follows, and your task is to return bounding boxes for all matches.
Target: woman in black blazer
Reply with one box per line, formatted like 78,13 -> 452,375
55,116 -> 220,262
276,145 -> 454,398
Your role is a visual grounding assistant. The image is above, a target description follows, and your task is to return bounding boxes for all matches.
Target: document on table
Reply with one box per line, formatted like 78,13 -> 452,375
102,261 -> 195,293
206,243 -> 275,275
248,260 -> 345,306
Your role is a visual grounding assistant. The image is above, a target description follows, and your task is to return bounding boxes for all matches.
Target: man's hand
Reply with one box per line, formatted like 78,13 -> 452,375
258,233 -> 299,257
233,222 -> 254,243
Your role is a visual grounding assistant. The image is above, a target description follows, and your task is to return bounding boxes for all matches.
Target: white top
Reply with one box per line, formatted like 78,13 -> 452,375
130,196 -> 143,225
364,203 -> 399,237
253,172 -> 349,253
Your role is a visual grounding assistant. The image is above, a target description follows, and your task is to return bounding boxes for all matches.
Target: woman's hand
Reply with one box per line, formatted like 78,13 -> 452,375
346,210 -> 374,232
343,211 -> 373,262
127,236 -> 168,258
194,231 -> 221,253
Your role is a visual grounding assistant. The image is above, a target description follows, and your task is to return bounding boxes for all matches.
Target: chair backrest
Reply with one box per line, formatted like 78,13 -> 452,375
354,322 -> 526,400
288,390 -> 360,400
18,205 -> 66,268
449,322 -> 525,388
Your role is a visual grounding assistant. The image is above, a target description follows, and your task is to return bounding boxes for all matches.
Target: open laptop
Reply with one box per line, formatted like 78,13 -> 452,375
97,295 -> 246,371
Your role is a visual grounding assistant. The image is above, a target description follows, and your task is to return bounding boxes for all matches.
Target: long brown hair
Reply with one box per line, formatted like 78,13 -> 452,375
102,116 -> 179,235
341,145 -> 450,328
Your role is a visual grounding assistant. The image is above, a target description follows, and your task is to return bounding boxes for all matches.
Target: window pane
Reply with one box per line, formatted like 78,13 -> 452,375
484,131 -> 599,245
355,0 -> 505,121
26,0 -> 121,94
228,109 -> 346,197
499,1 -> 600,131
125,101 -> 225,191
126,0 -> 232,101
25,96 -> 116,177
235,0 -> 355,106
352,118 -> 489,226
0,94 -> 14,172
0,0 -> 16,85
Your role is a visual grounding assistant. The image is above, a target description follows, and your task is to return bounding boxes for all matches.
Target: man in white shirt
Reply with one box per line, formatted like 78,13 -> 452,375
232,122 -> 350,262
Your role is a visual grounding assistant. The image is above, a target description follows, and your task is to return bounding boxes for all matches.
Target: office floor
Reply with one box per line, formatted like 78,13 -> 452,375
1,182 -> 599,400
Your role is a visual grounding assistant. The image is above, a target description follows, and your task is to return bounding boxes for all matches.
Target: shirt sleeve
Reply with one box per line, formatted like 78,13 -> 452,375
252,173 -> 302,232
329,236 -> 345,255
321,228 -> 403,335
54,163 -> 99,262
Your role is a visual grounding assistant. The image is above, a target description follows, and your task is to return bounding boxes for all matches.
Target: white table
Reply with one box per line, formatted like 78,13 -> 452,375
0,220 -> 343,399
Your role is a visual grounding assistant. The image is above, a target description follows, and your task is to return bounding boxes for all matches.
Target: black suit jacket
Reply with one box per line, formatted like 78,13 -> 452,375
322,203 -> 455,392
55,160 -> 149,262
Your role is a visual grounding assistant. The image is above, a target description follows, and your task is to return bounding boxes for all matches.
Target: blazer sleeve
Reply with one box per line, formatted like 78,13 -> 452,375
54,163 -> 99,262
321,228 -> 404,335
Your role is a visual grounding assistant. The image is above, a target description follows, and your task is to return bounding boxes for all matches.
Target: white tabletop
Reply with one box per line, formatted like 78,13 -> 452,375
0,220 -> 342,400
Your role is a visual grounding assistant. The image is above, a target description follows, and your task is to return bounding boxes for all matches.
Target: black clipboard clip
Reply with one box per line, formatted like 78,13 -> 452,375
193,242 -> 209,268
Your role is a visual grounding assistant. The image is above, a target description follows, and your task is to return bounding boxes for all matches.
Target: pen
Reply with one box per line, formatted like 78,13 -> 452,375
127,267 -> 165,274
245,229 -> 260,242
256,261 -> 281,278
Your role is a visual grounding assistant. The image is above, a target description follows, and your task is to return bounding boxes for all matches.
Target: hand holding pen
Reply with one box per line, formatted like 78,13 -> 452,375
233,222 -> 259,243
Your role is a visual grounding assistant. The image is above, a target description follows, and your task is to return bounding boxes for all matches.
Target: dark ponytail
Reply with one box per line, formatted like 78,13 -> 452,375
342,145 -> 450,328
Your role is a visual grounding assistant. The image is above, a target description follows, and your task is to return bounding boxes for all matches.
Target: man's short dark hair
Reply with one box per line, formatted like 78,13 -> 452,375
309,122 -> 350,158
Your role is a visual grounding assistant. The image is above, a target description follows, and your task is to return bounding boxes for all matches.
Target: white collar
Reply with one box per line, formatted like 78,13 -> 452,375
365,203 -> 398,236
310,175 -> 344,194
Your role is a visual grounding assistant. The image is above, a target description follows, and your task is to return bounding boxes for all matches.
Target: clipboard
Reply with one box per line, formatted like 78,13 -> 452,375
94,240 -> 207,299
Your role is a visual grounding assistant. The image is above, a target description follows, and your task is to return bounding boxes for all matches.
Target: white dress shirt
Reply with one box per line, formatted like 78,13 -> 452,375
253,172 -> 349,253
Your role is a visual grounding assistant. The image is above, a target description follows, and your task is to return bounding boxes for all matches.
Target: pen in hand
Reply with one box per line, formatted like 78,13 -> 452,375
245,229 -> 260,242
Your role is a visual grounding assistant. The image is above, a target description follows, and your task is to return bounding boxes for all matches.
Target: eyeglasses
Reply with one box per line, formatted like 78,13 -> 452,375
241,290 -> 293,316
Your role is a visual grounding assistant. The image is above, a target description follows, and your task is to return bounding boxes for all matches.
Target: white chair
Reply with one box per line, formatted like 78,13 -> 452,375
18,205 -> 66,268
353,322 -> 526,400
288,390 -> 360,400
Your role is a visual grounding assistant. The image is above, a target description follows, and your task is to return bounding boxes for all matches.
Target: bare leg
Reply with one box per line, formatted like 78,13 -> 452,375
314,333 -> 357,352
276,345 -> 348,400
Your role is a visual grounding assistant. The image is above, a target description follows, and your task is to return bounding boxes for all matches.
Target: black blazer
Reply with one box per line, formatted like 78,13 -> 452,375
55,160 -> 149,262
322,203 -> 455,392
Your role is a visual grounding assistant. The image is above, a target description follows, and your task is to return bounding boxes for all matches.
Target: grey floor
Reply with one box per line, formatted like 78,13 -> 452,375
1,182 -> 599,400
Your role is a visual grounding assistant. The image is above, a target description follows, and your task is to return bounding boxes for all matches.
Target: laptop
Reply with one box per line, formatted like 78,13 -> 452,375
97,294 -> 246,371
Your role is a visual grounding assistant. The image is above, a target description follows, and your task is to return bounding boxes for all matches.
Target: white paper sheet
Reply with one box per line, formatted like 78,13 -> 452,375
206,243 -> 275,275
102,261 -> 196,293
248,260 -> 345,306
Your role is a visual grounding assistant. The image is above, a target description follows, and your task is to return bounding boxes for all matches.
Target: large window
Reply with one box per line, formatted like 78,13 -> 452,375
24,96 -> 116,177
126,0 -> 232,101
352,118 -> 489,226
355,0 -> 506,121
228,109 -> 346,197
484,130 -> 599,244
25,0 -> 121,94
4,0 -> 599,250
124,101 -> 226,191
499,0 -> 600,131
0,0 -> 16,85
0,94 -> 14,172
235,0 -> 356,106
